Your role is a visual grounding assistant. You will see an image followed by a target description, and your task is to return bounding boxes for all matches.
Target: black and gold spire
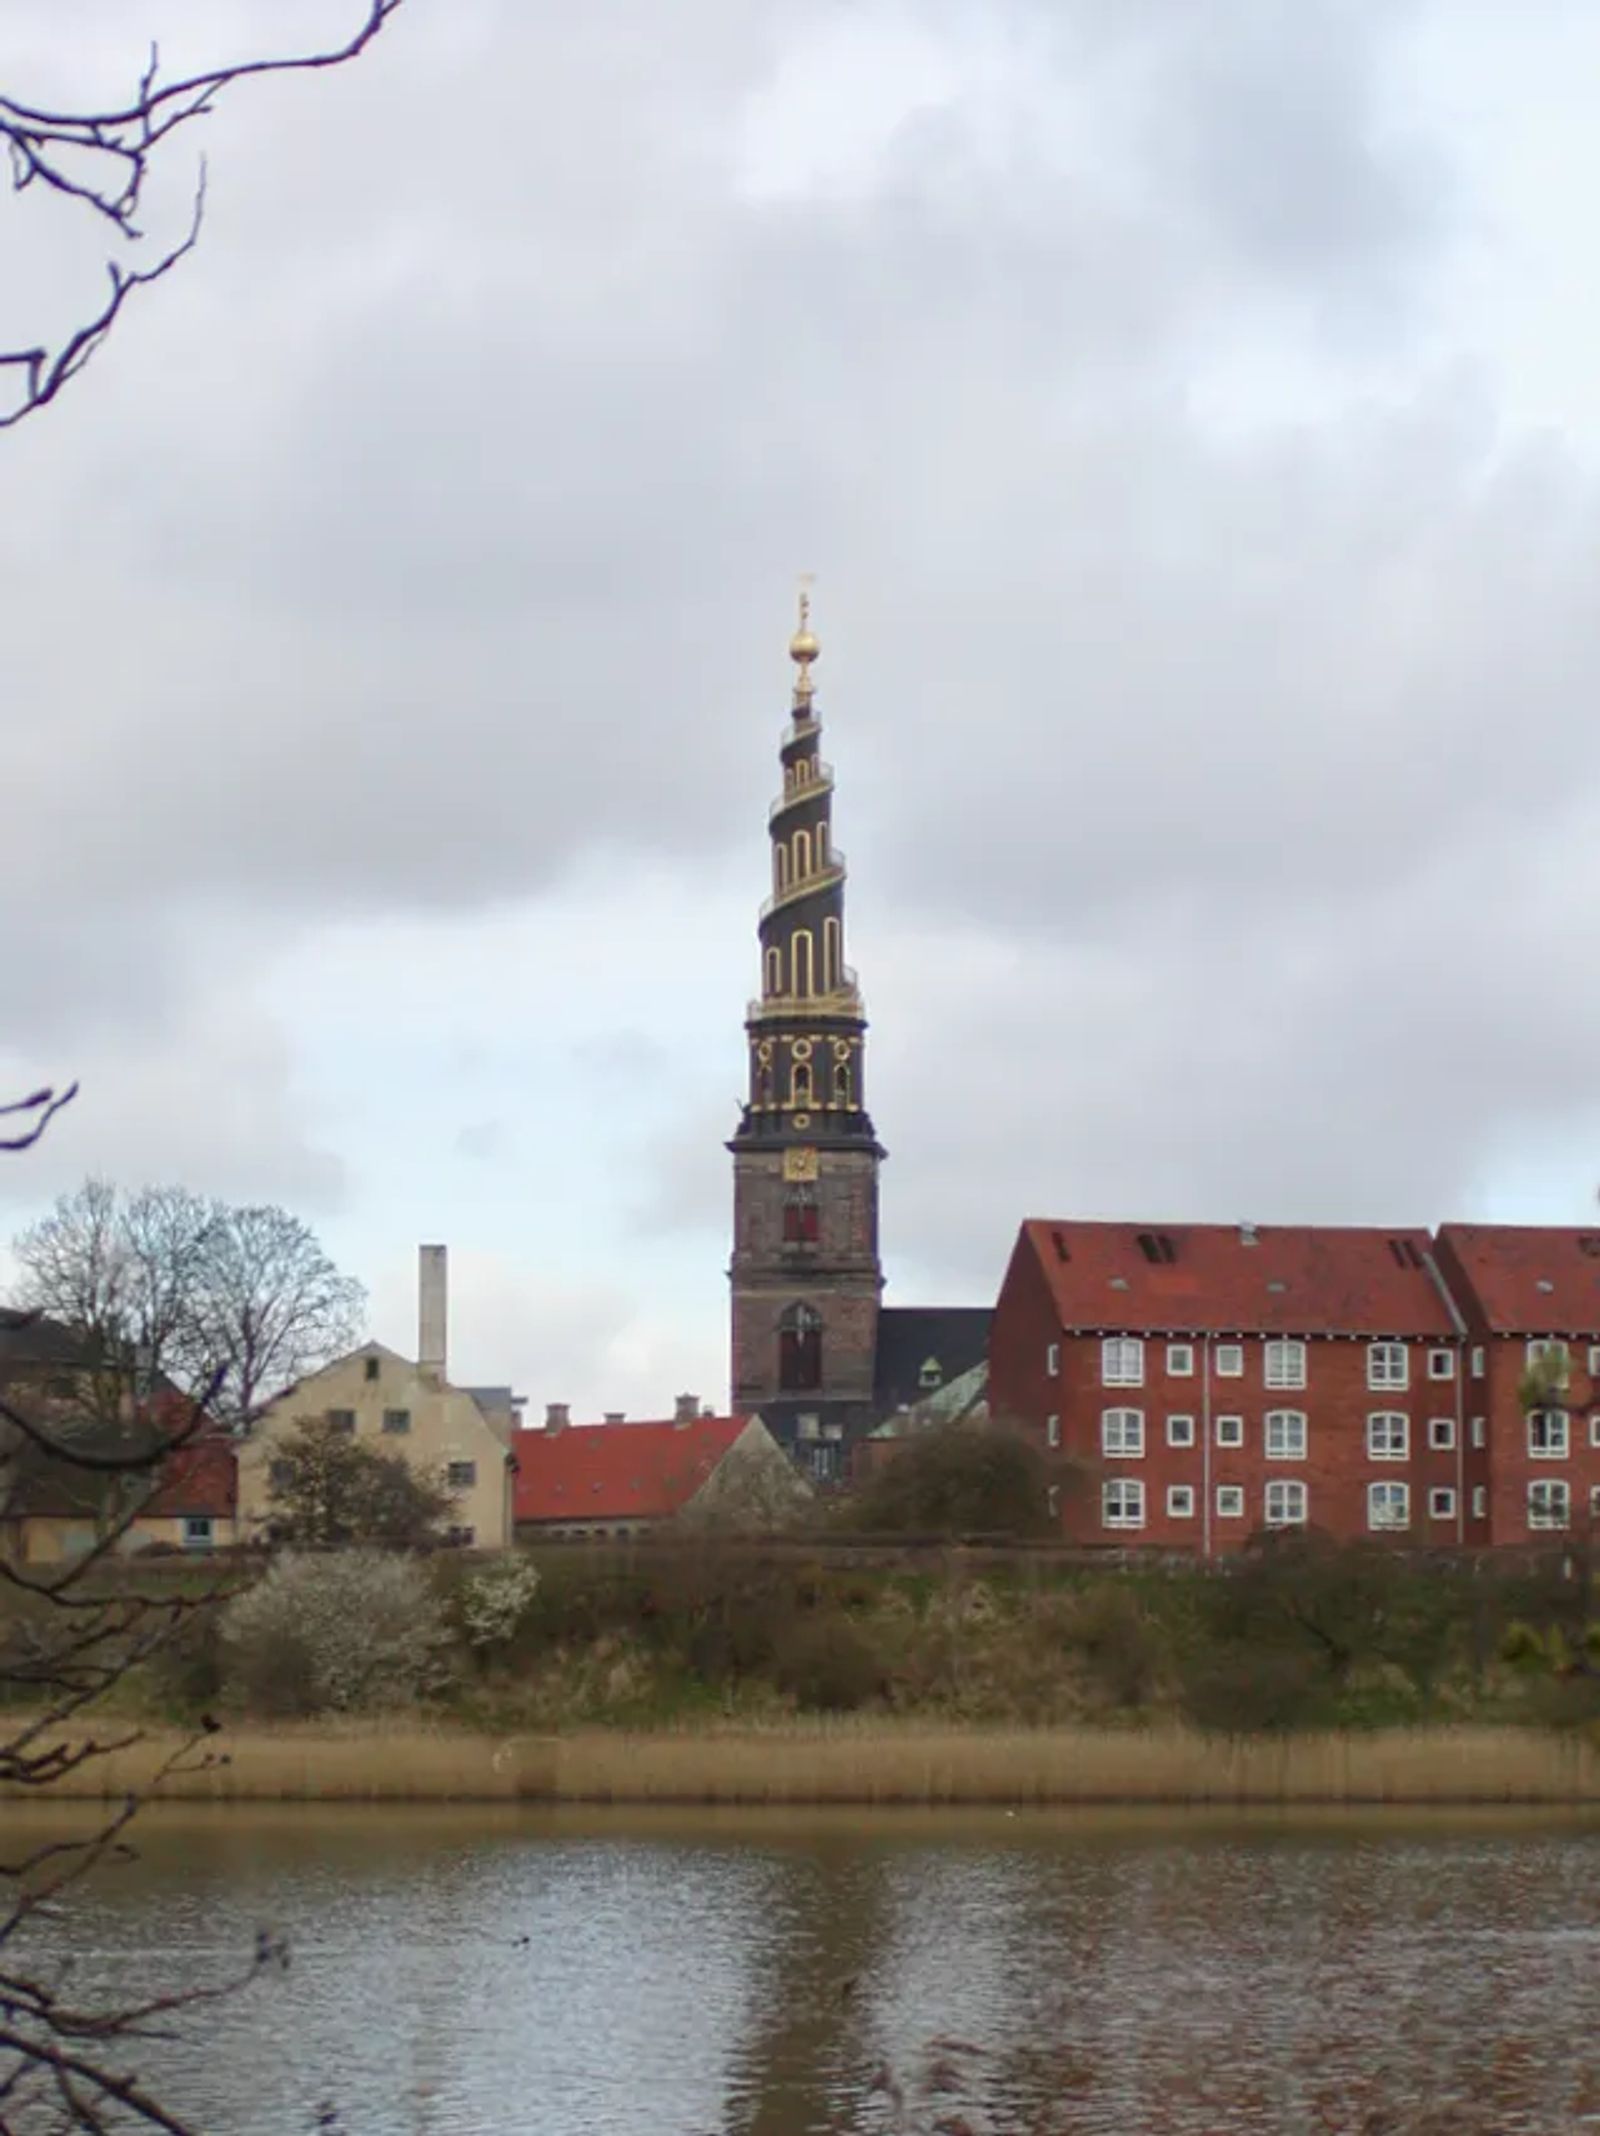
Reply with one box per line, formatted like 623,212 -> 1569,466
736,583 -> 877,1143
728,588 -> 884,1433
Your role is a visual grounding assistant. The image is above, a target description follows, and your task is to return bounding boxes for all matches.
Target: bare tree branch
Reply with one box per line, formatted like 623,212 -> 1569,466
1,1 -> 405,428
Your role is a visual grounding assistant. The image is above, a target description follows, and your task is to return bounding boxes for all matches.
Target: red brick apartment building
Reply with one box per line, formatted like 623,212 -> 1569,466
987,1219 -> 1571,1555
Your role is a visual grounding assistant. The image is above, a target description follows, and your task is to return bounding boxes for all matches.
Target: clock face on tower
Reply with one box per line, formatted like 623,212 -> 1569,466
783,1146 -> 819,1183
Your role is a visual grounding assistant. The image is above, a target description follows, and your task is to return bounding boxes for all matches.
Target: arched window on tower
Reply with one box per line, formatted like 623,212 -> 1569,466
832,1058 -> 852,1107
764,947 -> 783,997
792,930 -> 814,997
791,1058 -> 814,1107
755,1056 -> 775,1106
783,1186 -> 820,1244
822,917 -> 841,990
779,1302 -> 823,1392
774,842 -> 789,893
792,828 -> 812,881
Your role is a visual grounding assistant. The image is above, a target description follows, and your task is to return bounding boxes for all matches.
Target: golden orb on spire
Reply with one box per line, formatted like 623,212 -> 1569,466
790,577 -> 819,663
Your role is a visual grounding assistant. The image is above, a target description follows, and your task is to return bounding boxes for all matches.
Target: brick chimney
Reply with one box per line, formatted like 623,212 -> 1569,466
603,1411 -> 625,1424
419,1245 -> 448,1386
544,1402 -> 570,1434
673,1392 -> 700,1425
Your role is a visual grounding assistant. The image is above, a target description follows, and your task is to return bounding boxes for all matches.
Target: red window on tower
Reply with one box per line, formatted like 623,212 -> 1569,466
783,1189 -> 820,1244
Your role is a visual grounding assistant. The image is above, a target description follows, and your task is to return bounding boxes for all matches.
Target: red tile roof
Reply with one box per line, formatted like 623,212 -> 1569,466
1435,1224 -> 1600,1334
512,1415 -> 751,1524
1019,1220 -> 1457,1337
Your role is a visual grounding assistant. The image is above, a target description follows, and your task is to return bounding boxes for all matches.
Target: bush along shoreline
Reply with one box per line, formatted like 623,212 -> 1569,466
18,1527 -> 1600,1794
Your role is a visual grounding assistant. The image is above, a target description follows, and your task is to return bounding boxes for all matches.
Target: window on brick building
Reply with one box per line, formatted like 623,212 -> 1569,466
1428,1348 -> 1455,1380
1471,1485 -> 1486,1520
1167,1484 -> 1195,1519
779,1303 -> 823,1392
1264,1340 -> 1306,1390
1528,1478 -> 1570,1531
1167,1414 -> 1195,1447
1216,1484 -> 1245,1519
1589,1345 -> 1600,1378
1470,1345 -> 1485,1378
1046,1414 -> 1061,1449
1526,1338 -> 1570,1381
1527,1408 -> 1568,1459
1101,1408 -> 1144,1458
1368,1481 -> 1409,1530
1471,1415 -> 1486,1449
1101,1479 -> 1144,1529
1265,1410 -> 1306,1460
1101,1337 -> 1144,1387
1429,1487 -> 1456,1520
1047,1484 -> 1060,1518
1590,1414 -> 1600,1450
782,1188 -> 820,1245
1590,1484 -> 1600,1520
1367,1343 -> 1408,1390
1216,1414 -> 1243,1448
1046,1342 -> 1060,1377
1215,1343 -> 1243,1378
1166,1342 -> 1194,1376
1367,1412 -> 1408,1460
1264,1480 -> 1307,1528
1427,1417 -> 1455,1451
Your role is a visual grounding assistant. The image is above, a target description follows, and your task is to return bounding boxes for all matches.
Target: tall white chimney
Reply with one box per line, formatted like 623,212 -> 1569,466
419,1244 -> 448,1385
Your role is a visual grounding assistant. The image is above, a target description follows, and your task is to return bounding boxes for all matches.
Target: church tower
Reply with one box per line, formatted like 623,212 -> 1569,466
728,591 -> 884,1460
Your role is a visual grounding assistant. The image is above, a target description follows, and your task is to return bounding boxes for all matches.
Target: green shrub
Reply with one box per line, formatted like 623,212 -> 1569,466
1177,1647 -> 1326,1736
773,1614 -> 883,1712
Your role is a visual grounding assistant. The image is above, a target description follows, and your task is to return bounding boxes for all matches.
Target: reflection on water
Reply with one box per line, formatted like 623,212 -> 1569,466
32,1804 -> 1600,2134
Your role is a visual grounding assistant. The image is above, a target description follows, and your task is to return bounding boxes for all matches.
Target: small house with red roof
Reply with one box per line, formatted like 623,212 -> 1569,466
512,1396 -> 808,1538
991,1219 -> 1469,1556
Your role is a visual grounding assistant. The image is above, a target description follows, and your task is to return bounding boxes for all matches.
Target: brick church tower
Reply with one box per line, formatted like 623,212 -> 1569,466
728,592 -> 885,1461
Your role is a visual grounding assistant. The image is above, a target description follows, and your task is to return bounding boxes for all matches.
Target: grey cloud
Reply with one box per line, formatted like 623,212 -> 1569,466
8,0 -> 1594,1278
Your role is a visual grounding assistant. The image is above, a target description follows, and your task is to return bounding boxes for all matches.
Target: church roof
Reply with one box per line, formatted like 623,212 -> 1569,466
511,1414 -> 751,1524
873,1307 -> 992,1413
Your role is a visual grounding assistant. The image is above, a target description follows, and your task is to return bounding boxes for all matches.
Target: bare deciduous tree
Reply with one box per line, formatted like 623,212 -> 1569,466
2,0 -> 403,428
15,1181 -> 366,1431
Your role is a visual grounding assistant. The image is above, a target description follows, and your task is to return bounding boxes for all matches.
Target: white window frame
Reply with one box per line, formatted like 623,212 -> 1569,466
1046,1341 -> 1060,1378
1470,1344 -> 1485,1379
1215,1484 -> 1245,1519
1166,1483 -> 1196,1519
1215,1414 -> 1243,1448
1366,1411 -> 1408,1461
1166,1341 -> 1194,1377
1427,1348 -> 1456,1381
1264,1339 -> 1306,1391
1590,1484 -> 1600,1521
1428,1486 -> 1456,1521
1166,1413 -> 1195,1448
1214,1342 -> 1244,1378
1101,1478 -> 1145,1530
1368,1480 -> 1409,1531
1047,1484 -> 1061,1518
1101,1336 -> 1144,1387
1590,1413 -> 1600,1451
1046,1413 -> 1061,1449
1427,1416 -> 1455,1451
1264,1408 -> 1307,1461
1471,1484 -> 1486,1520
1528,1478 -> 1570,1532
1589,1345 -> 1600,1379
1527,1408 -> 1569,1459
1264,1479 -> 1308,1529
1470,1415 -> 1485,1449
1526,1338 -> 1570,1385
1367,1342 -> 1408,1391
1101,1407 -> 1145,1458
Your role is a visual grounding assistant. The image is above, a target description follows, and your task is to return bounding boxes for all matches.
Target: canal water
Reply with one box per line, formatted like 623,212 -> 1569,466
24,1805 -> 1600,2133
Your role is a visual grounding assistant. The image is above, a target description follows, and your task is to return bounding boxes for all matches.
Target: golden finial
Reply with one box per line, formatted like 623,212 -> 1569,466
790,574 -> 818,710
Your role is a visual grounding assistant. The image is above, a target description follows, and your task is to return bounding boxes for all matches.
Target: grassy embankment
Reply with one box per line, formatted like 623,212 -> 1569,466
10,1532 -> 1600,1803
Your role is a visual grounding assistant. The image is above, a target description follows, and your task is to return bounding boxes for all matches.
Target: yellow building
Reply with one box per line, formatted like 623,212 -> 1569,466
236,1246 -> 518,1550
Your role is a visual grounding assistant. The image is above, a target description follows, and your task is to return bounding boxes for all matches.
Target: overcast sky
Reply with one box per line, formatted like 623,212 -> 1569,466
6,0 -> 1600,1416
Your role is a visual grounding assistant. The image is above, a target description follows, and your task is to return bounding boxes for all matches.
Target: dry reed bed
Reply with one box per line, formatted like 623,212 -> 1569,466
4,1721 -> 1599,1805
